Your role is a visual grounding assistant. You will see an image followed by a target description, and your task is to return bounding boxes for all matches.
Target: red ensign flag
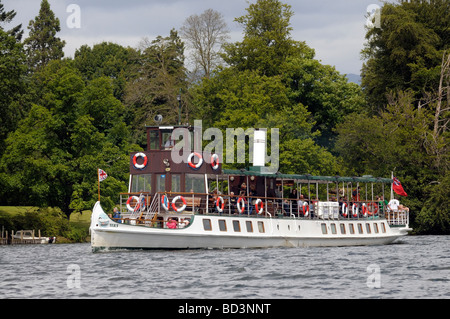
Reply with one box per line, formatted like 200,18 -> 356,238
393,177 -> 407,197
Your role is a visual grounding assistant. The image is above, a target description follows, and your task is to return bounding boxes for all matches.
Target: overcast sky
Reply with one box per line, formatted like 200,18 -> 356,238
3,0 -> 388,75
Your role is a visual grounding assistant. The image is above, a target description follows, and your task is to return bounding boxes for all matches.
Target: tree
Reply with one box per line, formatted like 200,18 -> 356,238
222,0 -> 302,77
181,8 -> 229,79
0,0 -> 23,40
124,29 -> 188,144
0,61 -> 136,217
24,0 -> 65,71
0,28 -> 27,155
361,0 -> 450,112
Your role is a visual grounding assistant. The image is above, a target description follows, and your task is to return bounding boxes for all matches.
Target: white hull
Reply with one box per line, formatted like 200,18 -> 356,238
90,202 -> 409,251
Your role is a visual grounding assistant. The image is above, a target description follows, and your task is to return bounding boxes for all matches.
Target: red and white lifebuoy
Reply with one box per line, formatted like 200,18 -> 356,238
367,202 -> 378,216
255,198 -> 264,215
237,197 -> 246,214
211,154 -> 220,170
161,195 -> 169,211
216,196 -> 225,213
352,204 -> 359,217
172,196 -> 187,213
126,196 -> 140,212
342,202 -> 348,218
133,152 -> 148,170
302,202 -> 309,217
187,152 -> 203,170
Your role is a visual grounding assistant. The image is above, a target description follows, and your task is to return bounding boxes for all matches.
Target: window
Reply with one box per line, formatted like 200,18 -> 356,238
331,223 -> 337,234
218,220 -> 227,232
149,130 -> 160,150
381,223 -> 386,233
321,223 -> 328,234
171,174 -> 180,192
357,223 -> 363,234
203,219 -> 212,231
349,223 -> 355,234
258,221 -> 265,233
366,223 -> 371,234
131,174 -> 152,193
246,221 -> 253,232
340,224 -> 346,234
233,220 -> 241,232
374,223 -> 379,234
185,174 -> 205,193
156,174 -> 166,192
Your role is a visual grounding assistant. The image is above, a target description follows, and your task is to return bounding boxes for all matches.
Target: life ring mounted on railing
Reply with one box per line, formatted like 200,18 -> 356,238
352,204 -> 359,218
187,152 -> 203,170
133,152 -> 148,170
255,199 -> 264,215
302,202 -> 309,217
126,196 -> 140,212
172,196 -> 187,213
161,194 -> 169,211
216,196 -> 225,213
341,202 -> 348,218
211,154 -> 220,170
237,197 -> 246,214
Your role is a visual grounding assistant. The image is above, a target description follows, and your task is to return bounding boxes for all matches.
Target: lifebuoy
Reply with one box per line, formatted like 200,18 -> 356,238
187,152 -> 203,170
255,199 -> 264,215
216,196 -> 225,213
161,195 -> 169,211
367,202 -> 378,216
352,204 -> 359,218
362,203 -> 369,217
237,197 -> 246,214
133,152 -> 148,170
342,202 -> 348,218
211,154 -> 220,170
172,196 -> 187,213
126,196 -> 140,212
302,202 -> 309,217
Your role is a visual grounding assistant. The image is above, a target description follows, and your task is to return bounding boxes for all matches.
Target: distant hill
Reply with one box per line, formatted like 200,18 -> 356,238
346,73 -> 361,85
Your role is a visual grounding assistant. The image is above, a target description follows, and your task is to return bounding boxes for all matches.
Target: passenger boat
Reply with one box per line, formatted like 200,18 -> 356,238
90,124 -> 411,252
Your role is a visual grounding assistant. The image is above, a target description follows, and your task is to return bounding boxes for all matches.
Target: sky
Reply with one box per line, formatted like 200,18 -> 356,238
3,0 -> 387,75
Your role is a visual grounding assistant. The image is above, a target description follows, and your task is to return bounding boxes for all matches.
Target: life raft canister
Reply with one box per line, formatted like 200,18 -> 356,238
211,154 -> 220,170
254,198 -> 264,215
161,194 -> 169,211
126,196 -> 140,212
133,152 -> 148,170
187,152 -> 203,170
237,197 -> 246,214
172,196 -> 187,213
302,202 -> 309,217
216,196 -> 225,213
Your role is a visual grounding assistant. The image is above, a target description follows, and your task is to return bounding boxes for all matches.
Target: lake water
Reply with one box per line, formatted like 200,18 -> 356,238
1,235 -> 449,299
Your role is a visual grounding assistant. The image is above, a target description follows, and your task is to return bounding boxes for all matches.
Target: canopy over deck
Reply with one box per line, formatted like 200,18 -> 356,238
222,168 -> 392,184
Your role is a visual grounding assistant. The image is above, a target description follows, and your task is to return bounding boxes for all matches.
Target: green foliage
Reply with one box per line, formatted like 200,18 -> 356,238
23,0 -> 65,71
361,0 -> 450,111
415,172 -> 450,234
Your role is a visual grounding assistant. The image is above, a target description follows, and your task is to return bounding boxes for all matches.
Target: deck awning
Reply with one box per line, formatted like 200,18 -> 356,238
222,168 -> 392,184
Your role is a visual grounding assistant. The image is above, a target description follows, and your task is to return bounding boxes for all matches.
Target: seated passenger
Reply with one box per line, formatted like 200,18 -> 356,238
167,218 -> 178,229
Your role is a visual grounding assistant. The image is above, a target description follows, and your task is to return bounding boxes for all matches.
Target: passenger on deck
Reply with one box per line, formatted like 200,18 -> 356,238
167,218 -> 178,229
112,207 -> 122,223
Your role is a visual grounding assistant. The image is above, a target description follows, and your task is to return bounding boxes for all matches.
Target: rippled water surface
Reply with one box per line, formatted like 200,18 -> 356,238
1,236 -> 449,299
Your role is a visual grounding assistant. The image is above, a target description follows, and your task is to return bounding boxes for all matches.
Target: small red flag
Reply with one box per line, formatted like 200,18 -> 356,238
393,177 -> 407,197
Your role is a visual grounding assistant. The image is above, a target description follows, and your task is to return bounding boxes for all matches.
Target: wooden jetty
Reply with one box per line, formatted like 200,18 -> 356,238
1,228 -> 54,245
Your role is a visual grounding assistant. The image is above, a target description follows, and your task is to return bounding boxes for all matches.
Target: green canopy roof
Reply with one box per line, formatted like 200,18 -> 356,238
222,168 -> 392,184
